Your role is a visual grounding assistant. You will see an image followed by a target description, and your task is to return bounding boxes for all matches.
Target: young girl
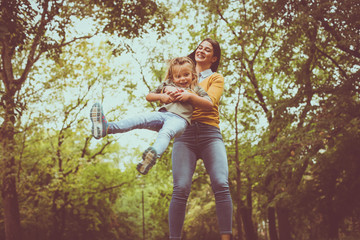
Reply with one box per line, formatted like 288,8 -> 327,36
90,57 -> 213,175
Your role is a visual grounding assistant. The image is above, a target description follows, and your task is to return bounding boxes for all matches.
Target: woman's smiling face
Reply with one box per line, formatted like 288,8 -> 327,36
195,40 -> 217,66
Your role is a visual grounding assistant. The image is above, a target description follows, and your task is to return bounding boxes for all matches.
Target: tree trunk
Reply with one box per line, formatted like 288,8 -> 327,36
241,206 -> 258,240
1,102 -> 22,240
324,197 -> 339,240
1,12 -> 23,239
277,206 -> 292,240
51,190 -> 65,240
241,188 -> 258,240
234,90 -> 244,240
268,207 -> 278,240
327,216 -> 339,240
235,172 -> 244,240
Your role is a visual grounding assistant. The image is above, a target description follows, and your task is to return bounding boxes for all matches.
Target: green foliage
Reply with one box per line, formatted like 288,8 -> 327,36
0,0 -> 169,51
1,0 -> 359,239
192,0 -> 360,239
89,0 -> 170,38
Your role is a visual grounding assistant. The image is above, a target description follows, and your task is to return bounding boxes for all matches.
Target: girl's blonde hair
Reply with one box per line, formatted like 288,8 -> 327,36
164,56 -> 198,90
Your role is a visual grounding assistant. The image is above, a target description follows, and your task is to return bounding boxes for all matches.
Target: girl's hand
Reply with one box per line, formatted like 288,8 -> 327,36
160,94 -> 174,104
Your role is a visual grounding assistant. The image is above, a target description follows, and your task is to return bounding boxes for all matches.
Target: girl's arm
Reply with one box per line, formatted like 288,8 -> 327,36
146,92 -> 174,104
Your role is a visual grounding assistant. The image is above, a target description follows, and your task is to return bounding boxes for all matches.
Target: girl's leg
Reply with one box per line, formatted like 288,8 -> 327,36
200,130 -> 233,236
152,112 -> 188,157
169,132 -> 197,239
107,112 -> 164,134
137,113 -> 187,175
90,103 -> 108,139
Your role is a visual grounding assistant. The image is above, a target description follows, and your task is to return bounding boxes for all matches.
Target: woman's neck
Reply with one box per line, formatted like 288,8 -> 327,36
196,63 -> 211,74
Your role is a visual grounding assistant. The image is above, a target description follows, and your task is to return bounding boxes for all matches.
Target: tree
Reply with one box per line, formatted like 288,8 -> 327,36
180,0 -> 359,239
0,1 -> 169,239
259,0 -> 360,238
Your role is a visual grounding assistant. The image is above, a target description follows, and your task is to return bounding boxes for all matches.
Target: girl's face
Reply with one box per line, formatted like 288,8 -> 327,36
194,40 -> 217,66
172,63 -> 194,88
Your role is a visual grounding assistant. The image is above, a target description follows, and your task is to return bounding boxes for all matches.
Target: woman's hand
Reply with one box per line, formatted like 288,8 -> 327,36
164,86 -> 184,98
172,91 -> 213,110
172,91 -> 192,102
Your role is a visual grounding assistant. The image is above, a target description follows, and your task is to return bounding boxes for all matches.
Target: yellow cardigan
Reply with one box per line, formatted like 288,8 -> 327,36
192,72 -> 224,128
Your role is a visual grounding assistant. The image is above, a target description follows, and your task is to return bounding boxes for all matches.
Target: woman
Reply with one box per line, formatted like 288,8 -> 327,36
166,38 -> 233,240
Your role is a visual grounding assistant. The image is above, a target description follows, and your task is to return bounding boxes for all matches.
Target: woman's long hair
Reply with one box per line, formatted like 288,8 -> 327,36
188,38 -> 221,72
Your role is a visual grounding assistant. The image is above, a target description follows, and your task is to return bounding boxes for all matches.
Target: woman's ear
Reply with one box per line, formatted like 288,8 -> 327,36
211,56 -> 218,63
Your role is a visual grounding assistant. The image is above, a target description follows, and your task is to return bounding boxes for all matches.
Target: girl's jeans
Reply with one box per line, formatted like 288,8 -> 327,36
169,122 -> 233,239
107,111 -> 187,157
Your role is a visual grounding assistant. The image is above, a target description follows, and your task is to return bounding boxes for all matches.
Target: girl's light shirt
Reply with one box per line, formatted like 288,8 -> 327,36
150,80 -> 211,124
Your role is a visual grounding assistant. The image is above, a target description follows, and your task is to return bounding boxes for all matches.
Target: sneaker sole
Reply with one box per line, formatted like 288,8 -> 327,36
137,148 -> 157,175
90,103 -> 103,139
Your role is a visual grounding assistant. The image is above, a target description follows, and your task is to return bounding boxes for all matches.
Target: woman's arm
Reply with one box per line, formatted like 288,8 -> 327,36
189,93 -> 213,110
172,91 -> 213,110
203,73 -> 224,105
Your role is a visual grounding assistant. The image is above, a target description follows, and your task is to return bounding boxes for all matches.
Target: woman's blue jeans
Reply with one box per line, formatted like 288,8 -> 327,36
107,111 -> 187,157
169,122 -> 233,239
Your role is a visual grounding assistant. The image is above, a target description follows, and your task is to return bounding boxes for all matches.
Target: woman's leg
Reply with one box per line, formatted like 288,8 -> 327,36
199,127 -> 233,236
168,129 -> 197,239
168,123 -> 233,238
